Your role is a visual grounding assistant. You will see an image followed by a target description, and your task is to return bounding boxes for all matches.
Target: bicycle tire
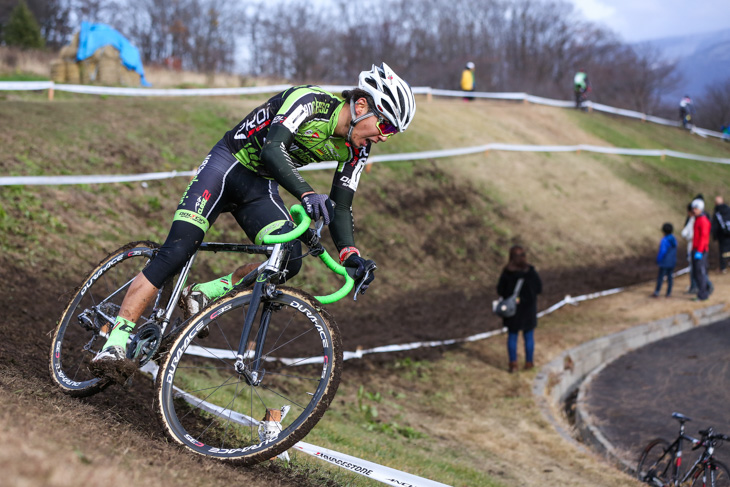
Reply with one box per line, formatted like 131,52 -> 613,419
637,438 -> 674,485
691,459 -> 730,487
49,241 -> 160,397
155,286 -> 342,465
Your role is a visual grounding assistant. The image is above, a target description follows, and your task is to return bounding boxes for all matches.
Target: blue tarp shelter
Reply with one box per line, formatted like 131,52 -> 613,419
77,21 -> 151,87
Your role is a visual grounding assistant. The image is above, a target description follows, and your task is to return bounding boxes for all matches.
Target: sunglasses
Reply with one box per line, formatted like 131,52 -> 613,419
374,113 -> 398,137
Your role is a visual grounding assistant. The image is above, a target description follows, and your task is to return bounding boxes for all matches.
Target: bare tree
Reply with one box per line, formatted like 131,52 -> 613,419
119,0 -> 237,72
697,77 -> 730,130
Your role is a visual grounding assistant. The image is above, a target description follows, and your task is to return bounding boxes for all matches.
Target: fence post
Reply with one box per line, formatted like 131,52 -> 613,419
48,86 -> 54,101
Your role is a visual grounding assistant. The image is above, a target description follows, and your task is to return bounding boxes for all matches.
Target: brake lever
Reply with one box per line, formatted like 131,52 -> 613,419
314,219 -> 324,239
352,262 -> 377,301
353,270 -> 370,301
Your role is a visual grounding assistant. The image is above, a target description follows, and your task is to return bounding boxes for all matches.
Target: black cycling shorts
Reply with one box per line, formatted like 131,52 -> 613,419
142,139 -> 302,288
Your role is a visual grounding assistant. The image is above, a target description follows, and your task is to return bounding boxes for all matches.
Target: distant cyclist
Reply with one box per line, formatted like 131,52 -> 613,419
573,69 -> 590,109
679,94 -> 695,129
92,63 -> 417,366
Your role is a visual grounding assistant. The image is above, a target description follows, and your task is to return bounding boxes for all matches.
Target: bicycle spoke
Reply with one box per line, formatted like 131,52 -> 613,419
157,287 -> 341,464
50,243 -> 160,397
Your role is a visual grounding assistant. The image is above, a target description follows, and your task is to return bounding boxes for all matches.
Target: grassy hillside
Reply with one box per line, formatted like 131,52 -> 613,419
2,92 -> 730,487
2,94 -> 729,294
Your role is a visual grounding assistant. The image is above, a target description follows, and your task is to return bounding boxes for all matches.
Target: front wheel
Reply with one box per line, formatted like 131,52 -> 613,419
637,438 -> 674,485
49,241 -> 160,397
155,286 -> 342,465
691,460 -> 730,487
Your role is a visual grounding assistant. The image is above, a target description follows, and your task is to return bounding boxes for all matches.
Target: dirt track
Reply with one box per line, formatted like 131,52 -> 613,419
1,247 -> 724,486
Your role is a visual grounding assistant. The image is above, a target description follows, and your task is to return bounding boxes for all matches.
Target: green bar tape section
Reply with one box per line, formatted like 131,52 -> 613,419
255,220 -> 287,245
315,250 -> 354,304
174,209 -> 210,233
257,204 -> 353,304
262,204 -> 310,244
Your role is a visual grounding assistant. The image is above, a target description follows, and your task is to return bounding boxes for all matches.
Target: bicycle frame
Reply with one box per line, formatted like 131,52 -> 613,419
139,204 -> 354,379
643,413 -> 728,487
152,241 -> 271,339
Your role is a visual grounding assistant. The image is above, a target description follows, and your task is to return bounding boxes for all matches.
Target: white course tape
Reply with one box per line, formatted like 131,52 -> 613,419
139,362 -> 451,486
0,81 -> 54,90
180,267 -> 691,364
0,170 -> 196,186
2,80 -> 725,138
525,94 -> 574,108
4,143 -> 728,187
137,266 -> 692,486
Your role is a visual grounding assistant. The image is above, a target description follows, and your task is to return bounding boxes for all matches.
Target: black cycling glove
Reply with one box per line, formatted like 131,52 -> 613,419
343,254 -> 377,295
301,193 -> 332,225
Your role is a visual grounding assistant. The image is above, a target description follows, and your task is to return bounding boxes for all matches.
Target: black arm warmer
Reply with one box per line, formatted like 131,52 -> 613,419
261,124 -> 314,198
329,185 -> 356,250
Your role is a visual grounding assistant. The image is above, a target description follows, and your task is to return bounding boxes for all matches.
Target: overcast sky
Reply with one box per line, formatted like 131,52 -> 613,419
568,0 -> 730,42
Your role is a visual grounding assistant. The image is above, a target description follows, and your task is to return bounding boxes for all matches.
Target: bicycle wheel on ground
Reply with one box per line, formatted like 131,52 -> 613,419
49,241 -> 160,397
691,460 -> 730,487
637,438 -> 674,485
155,286 -> 342,466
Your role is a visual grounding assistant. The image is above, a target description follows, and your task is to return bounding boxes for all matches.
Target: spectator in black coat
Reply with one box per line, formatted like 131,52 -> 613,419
712,195 -> 730,274
497,245 -> 542,373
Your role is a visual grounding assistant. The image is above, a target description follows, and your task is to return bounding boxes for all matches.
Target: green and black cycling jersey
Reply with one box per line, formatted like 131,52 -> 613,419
223,85 -> 370,200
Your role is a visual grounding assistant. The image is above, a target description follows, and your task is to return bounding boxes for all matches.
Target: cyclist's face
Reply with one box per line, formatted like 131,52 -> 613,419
350,99 -> 388,148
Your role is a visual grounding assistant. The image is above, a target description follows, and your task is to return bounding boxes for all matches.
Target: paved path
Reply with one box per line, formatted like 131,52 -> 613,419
582,318 -> 730,467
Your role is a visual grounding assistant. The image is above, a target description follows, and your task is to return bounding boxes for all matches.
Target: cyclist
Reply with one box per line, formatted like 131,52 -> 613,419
92,62 -> 416,365
679,94 -> 694,129
573,69 -> 590,108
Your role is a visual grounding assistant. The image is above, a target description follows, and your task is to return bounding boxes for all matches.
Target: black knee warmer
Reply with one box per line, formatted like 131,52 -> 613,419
143,221 -> 205,288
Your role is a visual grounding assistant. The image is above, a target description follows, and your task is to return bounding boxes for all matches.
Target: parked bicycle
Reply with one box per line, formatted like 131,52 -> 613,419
637,412 -> 730,486
50,204 -> 373,465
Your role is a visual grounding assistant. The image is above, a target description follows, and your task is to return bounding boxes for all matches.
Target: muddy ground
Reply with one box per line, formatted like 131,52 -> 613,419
0,246 -> 680,484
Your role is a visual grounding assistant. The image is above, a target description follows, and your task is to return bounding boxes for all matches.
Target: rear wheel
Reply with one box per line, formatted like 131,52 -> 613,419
637,438 -> 674,485
49,241 -> 160,397
155,286 -> 342,465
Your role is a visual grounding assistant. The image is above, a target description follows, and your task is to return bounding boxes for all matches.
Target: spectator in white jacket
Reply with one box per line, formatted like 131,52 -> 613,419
681,202 -> 698,293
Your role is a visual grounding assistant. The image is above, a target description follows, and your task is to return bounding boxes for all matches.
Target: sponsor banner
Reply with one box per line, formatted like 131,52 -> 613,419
294,441 -> 452,487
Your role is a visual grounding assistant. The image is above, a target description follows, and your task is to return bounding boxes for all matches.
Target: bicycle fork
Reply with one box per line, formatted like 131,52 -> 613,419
233,243 -> 285,385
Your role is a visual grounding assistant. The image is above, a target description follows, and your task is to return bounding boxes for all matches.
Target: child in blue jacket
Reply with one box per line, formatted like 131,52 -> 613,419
653,222 -> 677,297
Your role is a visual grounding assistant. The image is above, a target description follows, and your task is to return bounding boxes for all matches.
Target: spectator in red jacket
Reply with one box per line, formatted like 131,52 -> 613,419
691,198 -> 713,301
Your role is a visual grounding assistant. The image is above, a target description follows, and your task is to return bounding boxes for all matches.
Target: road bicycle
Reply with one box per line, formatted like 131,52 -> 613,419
682,112 -> 694,131
574,86 -> 590,110
50,204 -> 373,465
637,412 -> 730,486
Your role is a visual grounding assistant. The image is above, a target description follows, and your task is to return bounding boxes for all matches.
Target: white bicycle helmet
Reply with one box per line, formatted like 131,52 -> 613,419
358,62 -> 416,132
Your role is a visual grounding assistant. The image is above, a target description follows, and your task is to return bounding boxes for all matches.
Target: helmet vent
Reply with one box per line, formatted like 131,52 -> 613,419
380,99 -> 394,119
